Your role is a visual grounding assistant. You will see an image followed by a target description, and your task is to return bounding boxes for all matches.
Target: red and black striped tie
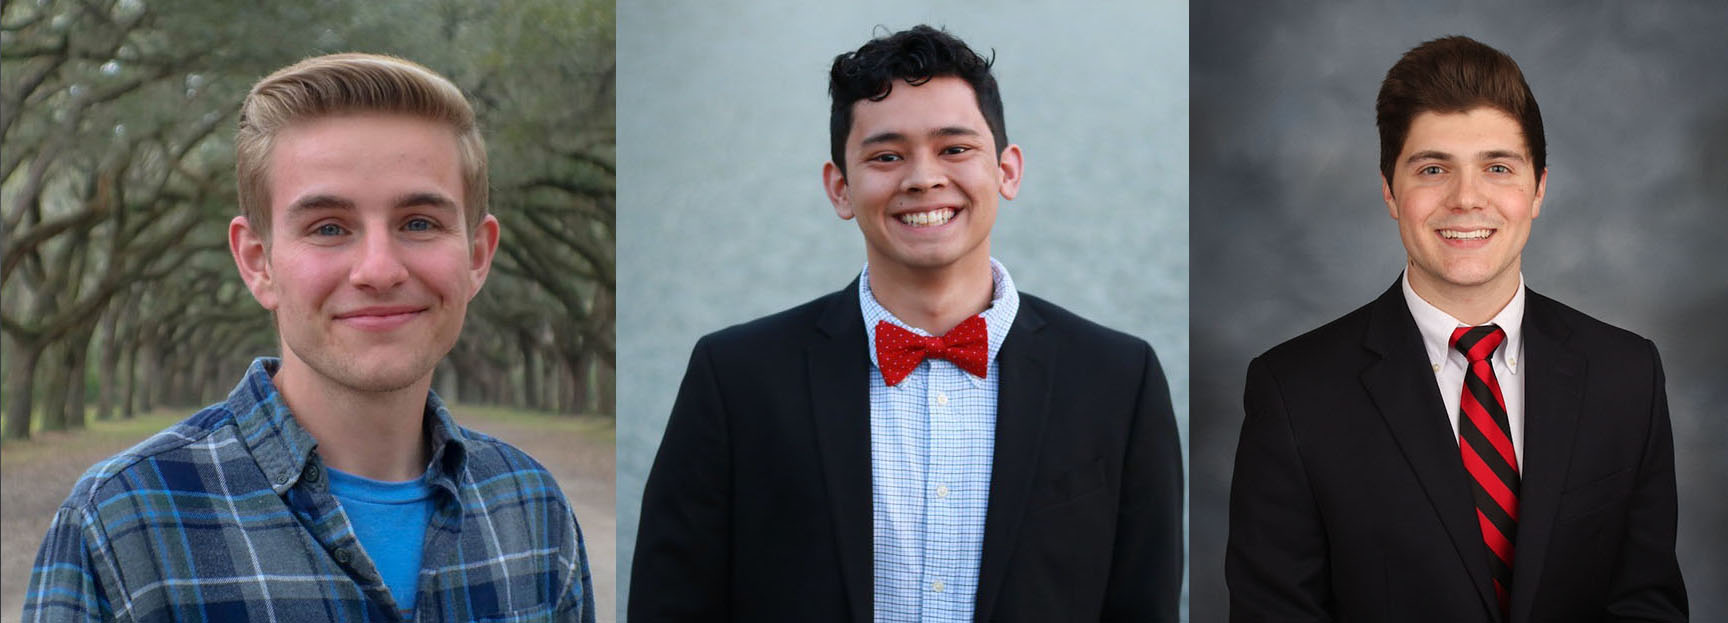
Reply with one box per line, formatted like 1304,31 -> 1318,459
1452,325 -> 1518,617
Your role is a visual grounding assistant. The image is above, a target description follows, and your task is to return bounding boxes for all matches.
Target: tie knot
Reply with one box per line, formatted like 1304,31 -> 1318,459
874,316 -> 989,386
1450,324 -> 1505,363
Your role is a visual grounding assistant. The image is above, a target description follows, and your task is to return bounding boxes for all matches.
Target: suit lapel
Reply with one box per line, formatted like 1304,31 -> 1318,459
807,281 -> 874,623
973,302 -> 1053,623
1357,282 -> 1500,618
1508,291 -> 1583,623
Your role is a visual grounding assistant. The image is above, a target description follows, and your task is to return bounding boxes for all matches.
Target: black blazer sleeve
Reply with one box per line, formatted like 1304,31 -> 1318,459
1226,355 -> 1334,623
630,337 -> 732,620
1102,341 -> 1185,621
1604,341 -> 1688,621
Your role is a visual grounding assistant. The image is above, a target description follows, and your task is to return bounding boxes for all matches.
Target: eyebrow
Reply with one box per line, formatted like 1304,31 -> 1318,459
858,126 -> 983,147
1404,149 -> 1529,164
285,192 -> 459,217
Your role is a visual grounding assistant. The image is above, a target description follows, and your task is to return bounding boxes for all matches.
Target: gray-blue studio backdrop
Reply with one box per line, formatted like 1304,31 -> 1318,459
1190,2 -> 1728,620
617,0 -> 1189,620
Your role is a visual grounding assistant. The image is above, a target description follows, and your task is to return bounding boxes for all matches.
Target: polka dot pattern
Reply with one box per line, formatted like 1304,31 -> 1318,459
874,315 -> 990,386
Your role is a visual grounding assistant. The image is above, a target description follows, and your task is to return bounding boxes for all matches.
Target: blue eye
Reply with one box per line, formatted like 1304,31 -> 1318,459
1487,164 -> 1511,174
314,223 -> 346,236
404,218 -> 434,232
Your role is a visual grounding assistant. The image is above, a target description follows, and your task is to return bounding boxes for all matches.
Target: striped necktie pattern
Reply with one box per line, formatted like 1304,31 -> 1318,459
1451,324 -> 1518,617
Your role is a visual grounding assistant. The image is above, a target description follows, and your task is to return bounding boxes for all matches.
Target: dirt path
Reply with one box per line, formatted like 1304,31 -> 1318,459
0,408 -> 615,623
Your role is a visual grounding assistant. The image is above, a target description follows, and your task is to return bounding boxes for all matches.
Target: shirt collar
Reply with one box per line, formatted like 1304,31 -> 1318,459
1401,271 -> 1526,375
230,357 -> 470,497
859,257 -> 1021,383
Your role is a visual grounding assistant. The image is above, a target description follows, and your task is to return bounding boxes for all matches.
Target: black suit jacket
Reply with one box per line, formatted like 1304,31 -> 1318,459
1226,281 -> 1686,622
631,280 -> 1182,622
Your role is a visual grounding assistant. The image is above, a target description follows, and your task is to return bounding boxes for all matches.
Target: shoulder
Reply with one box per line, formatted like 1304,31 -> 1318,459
452,427 -> 573,506
1252,299 -> 1378,375
1527,290 -> 1656,354
60,404 -> 238,513
702,289 -> 843,343
1017,292 -> 1157,366
687,286 -> 850,374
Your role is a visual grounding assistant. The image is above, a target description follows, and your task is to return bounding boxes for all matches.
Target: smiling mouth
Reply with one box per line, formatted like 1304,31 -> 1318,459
897,207 -> 957,227
1439,229 -> 1494,240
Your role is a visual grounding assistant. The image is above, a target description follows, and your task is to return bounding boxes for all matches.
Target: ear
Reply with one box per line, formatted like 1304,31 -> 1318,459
996,143 -> 1024,200
823,161 -> 854,220
1530,167 -> 1547,219
467,214 -> 501,299
229,215 -> 278,310
1381,173 -> 1399,220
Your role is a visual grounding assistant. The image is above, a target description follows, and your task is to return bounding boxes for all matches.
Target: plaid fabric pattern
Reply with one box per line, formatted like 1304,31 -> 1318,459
862,258 -> 1019,623
22,358 -> 595,623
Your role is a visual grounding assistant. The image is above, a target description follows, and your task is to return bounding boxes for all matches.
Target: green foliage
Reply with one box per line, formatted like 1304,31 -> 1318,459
2,0 -> 616,439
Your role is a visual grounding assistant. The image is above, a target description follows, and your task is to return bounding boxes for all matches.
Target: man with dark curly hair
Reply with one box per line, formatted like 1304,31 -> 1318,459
631,25 -> 1182,622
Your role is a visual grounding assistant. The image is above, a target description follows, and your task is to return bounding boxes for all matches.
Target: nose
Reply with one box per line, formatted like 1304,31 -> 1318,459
900,154 -> 948,193
349,226 -> 408,291
1447,170 -> 1489,211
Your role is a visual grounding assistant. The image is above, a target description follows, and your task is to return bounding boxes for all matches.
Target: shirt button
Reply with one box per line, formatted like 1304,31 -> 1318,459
333,547 -> 352,565
935,392 -> 949,406
932,580 -> 945,593
1431,363 -> 1441,373
935,484 -> 950,498
303,463 -> 322,484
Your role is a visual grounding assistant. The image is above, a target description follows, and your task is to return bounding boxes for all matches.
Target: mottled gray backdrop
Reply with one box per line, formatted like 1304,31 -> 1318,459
617,1 -> 1189,620
1191,2 -> 1728,620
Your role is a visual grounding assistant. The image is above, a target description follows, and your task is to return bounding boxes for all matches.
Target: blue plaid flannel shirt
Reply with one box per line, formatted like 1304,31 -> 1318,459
862,258 -> 1019,623
21,358 -> 595,622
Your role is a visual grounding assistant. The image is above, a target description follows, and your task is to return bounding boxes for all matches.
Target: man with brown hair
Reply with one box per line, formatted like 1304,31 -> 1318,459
1226,36 -> 1687,621
22,53 -> 595,622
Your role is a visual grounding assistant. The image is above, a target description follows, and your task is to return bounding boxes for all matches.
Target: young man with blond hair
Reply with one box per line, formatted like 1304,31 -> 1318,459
23,53 -> 595,622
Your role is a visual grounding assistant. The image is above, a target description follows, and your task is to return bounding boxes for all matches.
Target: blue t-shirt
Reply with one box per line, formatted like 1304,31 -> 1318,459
326,464 -> 436,616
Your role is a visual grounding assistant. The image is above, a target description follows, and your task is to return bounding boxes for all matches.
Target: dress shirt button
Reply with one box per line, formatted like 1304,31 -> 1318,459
935,484 -> 950,498
932,580 -> 945,593
333,547 -> 352,565
935,392 -> 949,406
303,463 -> 322,484
1431,363 -> 1441,373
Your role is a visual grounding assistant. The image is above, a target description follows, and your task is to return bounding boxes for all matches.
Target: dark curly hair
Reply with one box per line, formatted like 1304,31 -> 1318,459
828,25 -> 1006,176
1377,36 -> 1545,191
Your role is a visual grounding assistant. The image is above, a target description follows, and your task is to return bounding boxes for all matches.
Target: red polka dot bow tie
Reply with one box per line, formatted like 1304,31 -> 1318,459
873,315 -> 989,386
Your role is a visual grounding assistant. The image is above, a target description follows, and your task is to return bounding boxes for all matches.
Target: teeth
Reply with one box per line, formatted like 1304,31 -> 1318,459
898,208 -> 955,227
1440,229 -> 1492,240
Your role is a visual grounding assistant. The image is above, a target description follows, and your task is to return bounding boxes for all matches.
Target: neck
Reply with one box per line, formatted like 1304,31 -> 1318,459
274,357 -> 432,482
1407,261 -> 1520,325
867,253 -> 995,335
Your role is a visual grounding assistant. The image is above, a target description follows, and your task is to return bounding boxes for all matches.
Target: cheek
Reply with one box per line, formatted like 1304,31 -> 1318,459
269,253 -> 341,311
408,246 -> 479,299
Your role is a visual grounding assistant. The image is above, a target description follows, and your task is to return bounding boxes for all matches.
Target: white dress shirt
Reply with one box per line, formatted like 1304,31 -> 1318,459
1401,272 -> 1527,469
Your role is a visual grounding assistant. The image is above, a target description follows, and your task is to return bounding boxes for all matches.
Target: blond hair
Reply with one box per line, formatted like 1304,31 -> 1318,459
235,53 -> 487,240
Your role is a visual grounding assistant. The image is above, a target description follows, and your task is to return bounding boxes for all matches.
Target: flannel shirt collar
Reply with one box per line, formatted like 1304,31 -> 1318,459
232,357 -> 470,499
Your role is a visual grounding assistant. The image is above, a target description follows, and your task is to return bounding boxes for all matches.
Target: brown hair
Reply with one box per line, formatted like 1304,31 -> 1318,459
235,53 -> 487,240
1376,36 -> 1544,187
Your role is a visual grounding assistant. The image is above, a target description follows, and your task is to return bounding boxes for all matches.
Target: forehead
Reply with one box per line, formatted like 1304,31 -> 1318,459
1400,107 -> 1529,157
267,113 -> 464,212
846,76 -> 990,145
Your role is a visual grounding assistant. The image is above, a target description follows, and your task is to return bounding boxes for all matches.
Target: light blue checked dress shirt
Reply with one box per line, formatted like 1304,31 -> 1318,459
862,258 -> 1019,623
